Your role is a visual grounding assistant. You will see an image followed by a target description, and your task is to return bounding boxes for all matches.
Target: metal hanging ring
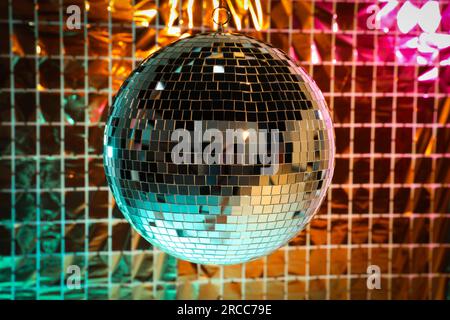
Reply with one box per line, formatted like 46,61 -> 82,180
212,6 -> 231,30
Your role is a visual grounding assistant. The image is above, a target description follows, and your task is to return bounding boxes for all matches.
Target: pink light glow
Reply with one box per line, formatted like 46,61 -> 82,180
377,1 -> 398,19
311,43 -> 321,65
371,1 -> 448,84
416,55 -> 428,66
418,1 -> 441,33
332,21 -> 339,33
420,33 -> 450,50
289,46 -> 299,62
395,1 -> 442,34
397,1 -> 420,34
440,58 -> 450,66
404,37 -> 418,49
395,50 -> 404,63
418,67 -> 438,82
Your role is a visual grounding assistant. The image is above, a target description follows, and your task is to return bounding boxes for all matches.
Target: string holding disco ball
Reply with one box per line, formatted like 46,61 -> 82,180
103,7 -> 335,265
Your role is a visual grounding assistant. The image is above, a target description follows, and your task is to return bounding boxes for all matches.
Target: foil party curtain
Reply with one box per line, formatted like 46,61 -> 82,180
0,0 -> 449,300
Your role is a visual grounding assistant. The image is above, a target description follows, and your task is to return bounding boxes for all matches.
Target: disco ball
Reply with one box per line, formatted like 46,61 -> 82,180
103,32 -> 335,265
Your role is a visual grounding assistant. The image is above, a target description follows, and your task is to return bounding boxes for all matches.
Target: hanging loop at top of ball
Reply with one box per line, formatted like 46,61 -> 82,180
212,6 -> 231,33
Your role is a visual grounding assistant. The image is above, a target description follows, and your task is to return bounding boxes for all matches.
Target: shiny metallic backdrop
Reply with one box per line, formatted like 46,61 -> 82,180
0,0 -> 448,299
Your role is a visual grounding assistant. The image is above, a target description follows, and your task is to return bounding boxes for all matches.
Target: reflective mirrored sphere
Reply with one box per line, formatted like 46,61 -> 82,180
104,33 -> 335,265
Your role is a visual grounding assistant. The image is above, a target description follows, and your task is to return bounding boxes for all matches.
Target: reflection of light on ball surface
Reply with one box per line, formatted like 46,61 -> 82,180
104,33 -> 335,265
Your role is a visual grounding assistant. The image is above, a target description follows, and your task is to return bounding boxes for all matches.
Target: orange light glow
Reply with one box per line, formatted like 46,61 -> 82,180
134,9 -> 157,27
167,0 -> 180,35
213,0 -> 220,30
187,0 -> 194,29
227,0 -> 242,30
249,0 -> 264,31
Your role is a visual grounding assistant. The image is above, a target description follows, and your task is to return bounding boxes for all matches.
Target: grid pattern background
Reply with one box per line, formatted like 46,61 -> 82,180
0,0 -> 449,300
